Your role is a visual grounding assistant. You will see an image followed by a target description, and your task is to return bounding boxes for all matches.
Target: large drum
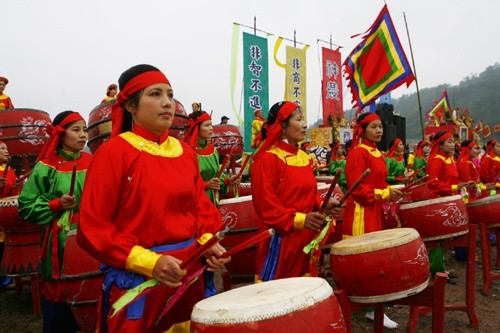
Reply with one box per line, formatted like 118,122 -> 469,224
466,194 -> 500,227
0,195 -> 42,275
211,124 -> 244,160
399,195 -> 469,241
169,99 -> 188,140
219,182 -> 252,200
218,195 -> 258,277
61,229 -> 103,333
0,109 -> 50,174
330,228 -> 430,303
191,277 -> 346,332
87,101 -> 113,154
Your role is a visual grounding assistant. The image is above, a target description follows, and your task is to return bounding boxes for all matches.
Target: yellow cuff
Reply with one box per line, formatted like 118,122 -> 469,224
480,184 -> 487,191
452,185 -> 458,192
496,183 -> 500,188
294,212 -> 306,229
125,245 -> 161,278
375,188 -> 390,200
198,233 -> 213,245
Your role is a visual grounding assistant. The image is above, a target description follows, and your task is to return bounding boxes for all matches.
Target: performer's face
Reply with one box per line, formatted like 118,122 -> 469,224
439,137 -> 455,155
198,120 -> 213,141
282,108 -> 307,146
494,142 -> 500,156
129,83 -> 174,135
363,120 -> 383,143
469,144 -> 481,158
0,143 -> 9,163
0,81 -> 5,93
61,120 -> 88,153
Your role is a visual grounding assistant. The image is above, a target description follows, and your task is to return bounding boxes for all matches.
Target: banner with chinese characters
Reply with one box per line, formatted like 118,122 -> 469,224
243,32 -> 269,151
285,45 -> 307,123
321,47 -> 343,126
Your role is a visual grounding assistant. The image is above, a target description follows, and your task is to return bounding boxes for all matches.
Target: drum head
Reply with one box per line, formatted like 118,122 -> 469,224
331,228 -> 420,255
191,277 -> 332,324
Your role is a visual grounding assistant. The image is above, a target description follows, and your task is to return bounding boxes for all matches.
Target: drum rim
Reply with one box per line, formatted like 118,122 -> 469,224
422,229 -> 469,241
191,277 -> 333,324
466,194 -> 500,207
348,278 -> 429,303
331,228 -> 421,255
0,195 -> 19,204
399,194 -> 463,210
218,195 -> 253,204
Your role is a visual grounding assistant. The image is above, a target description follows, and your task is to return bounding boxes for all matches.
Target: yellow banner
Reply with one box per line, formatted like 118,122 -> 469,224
285,46 -> 307,123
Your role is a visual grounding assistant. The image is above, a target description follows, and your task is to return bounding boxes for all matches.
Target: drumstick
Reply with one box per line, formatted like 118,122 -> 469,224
408,166 -> 426,181
338,168 -> 371,206
320,168 -> 341,213
17,170 -> 32,183
235,150 -> 255,179
404,174 -> 429,189
404,177 -> 437,193
68,163 -> 77,196
221,228 -> 275,258
179,231 -> 225,269
216,146 -> 235,179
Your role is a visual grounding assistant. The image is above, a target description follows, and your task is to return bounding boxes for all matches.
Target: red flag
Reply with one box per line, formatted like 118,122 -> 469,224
322,47 -> 343,126
475,120 -> 483,132
483,124 -> 492,138
427,90 -> 451,127
494,124 -> 500,133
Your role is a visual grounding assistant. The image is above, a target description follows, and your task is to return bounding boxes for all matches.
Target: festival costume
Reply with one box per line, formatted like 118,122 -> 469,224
328,157 -> 347,191
77,125 -> 223,333
343,139 -> 390,237
0,163 -> 19,197
0,93 -> 14,110
385,155 -> 406,185
251,140 -> 322,280
251,116 -> 264,149
101,96 -> 116,104
195,140 -> 229,204
479,153 -> 500,185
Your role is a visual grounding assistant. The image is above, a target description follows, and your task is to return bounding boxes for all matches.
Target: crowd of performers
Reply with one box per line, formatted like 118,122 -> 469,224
1,65 -> 500,332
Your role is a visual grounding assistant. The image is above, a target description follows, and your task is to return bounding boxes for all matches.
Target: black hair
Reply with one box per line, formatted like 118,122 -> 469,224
53,111 -> 77,128
260,101 -> 297,140
460,140 -> 472,148
186,111 -> 206,130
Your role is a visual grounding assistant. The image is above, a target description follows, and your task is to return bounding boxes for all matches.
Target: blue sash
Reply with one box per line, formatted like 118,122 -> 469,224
259,234 -> 281,281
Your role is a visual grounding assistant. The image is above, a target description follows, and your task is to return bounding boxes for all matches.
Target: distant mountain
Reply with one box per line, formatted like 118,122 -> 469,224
393,63 -> 500,141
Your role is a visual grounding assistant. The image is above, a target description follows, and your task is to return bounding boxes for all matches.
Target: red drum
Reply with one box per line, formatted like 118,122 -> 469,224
466,194 -> 500,228
399,195 -> 469,241
0,109 -> 50,174
0,195 -> 42,275
169,99 -> 188,140
330,228 -> 430,303
408,184 -> 433,202
219,182 -> 251,199
211,124 -> 244,159
61,229 -> 103,333
218,195 -> 258,277
87,101 -> 113,154
191,277 -> 346,332
316,176 -> 335,184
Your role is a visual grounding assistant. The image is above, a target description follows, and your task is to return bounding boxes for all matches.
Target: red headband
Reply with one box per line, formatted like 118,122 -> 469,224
387,138 -> 402,158
487,140 -> 497,155
416,140 -> 430,158
253,102 -> 298,160
111,70 -> 171,137
457,141 -> 477,164
183,112 -> 212,148
352,113 -> 380,148
36,112 -> 85,162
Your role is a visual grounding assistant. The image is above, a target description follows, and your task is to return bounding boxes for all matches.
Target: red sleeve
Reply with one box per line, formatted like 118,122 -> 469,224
345,148 -> 379,206
479,156 -> 494,183
250,153 -> 300,234
427,157 -> 453,197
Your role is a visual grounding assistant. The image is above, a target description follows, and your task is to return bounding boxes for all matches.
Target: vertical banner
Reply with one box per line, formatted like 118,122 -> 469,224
321,47 -> 343,126
285,46 -> 307,124
243,32 -> 269,151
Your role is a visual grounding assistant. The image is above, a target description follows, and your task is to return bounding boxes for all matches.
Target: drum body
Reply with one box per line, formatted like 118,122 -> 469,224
218,195 -> 258,277
0,196 -> 42,275
87,101 -> 113,154
399,195 -> 469,241
219,182 -> 252,200
191,277 -> 346,332
466,194 -> 500,227
330,228 -> 429,303
211,124 -> 244,160
169,99 -> 188,140
0,109 -> 50,174
61,229 -> 103,333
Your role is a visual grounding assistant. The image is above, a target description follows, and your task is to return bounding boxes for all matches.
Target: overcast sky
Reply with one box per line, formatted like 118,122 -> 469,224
3,0 -> 498,126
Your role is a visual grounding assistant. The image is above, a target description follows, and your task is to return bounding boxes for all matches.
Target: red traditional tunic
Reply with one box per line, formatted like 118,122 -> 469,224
250,140 -> 322,280
0,94 -> 14,110
479,154 -> 500,184
77,125 -> 223,332
426,152 -> 460,198
343,139 -> 390,236
0,163 -> 18,197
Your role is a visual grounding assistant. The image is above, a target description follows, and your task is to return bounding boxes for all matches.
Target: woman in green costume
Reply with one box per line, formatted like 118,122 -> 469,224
18,110 -> 92,333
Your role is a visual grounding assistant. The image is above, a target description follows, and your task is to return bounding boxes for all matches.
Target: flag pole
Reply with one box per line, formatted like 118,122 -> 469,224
403,11 -> 424,141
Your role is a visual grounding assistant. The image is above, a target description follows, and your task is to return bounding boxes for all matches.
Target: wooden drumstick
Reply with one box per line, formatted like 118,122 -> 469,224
221,228 -> 274,258
338,168 -> 371,206
404,174 -> 429,189
320,168 -> 341,213
404,177 -> 437,193
68,163 -> 77,196
179,231 -> 224,269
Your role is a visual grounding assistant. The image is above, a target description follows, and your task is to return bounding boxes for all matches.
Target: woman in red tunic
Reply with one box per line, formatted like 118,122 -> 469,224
457,140 -> 495,199
250,101 -> 340,282
77,64 -> 230,333
479,139 -> 500,191
0,141 -> 20,197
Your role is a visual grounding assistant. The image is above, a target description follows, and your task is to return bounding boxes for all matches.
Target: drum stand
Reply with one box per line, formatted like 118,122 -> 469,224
334,273 -> 447,333
477,224 -> 500,295
410,224 -> 479,330
10,273 -> 42,315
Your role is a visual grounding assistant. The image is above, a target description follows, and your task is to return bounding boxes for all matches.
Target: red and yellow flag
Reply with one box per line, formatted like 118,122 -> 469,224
427,90 -> 451,127
483,123 -> 492,138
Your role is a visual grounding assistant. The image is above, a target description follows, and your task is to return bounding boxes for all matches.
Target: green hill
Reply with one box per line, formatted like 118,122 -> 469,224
393,63 -> 500,141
